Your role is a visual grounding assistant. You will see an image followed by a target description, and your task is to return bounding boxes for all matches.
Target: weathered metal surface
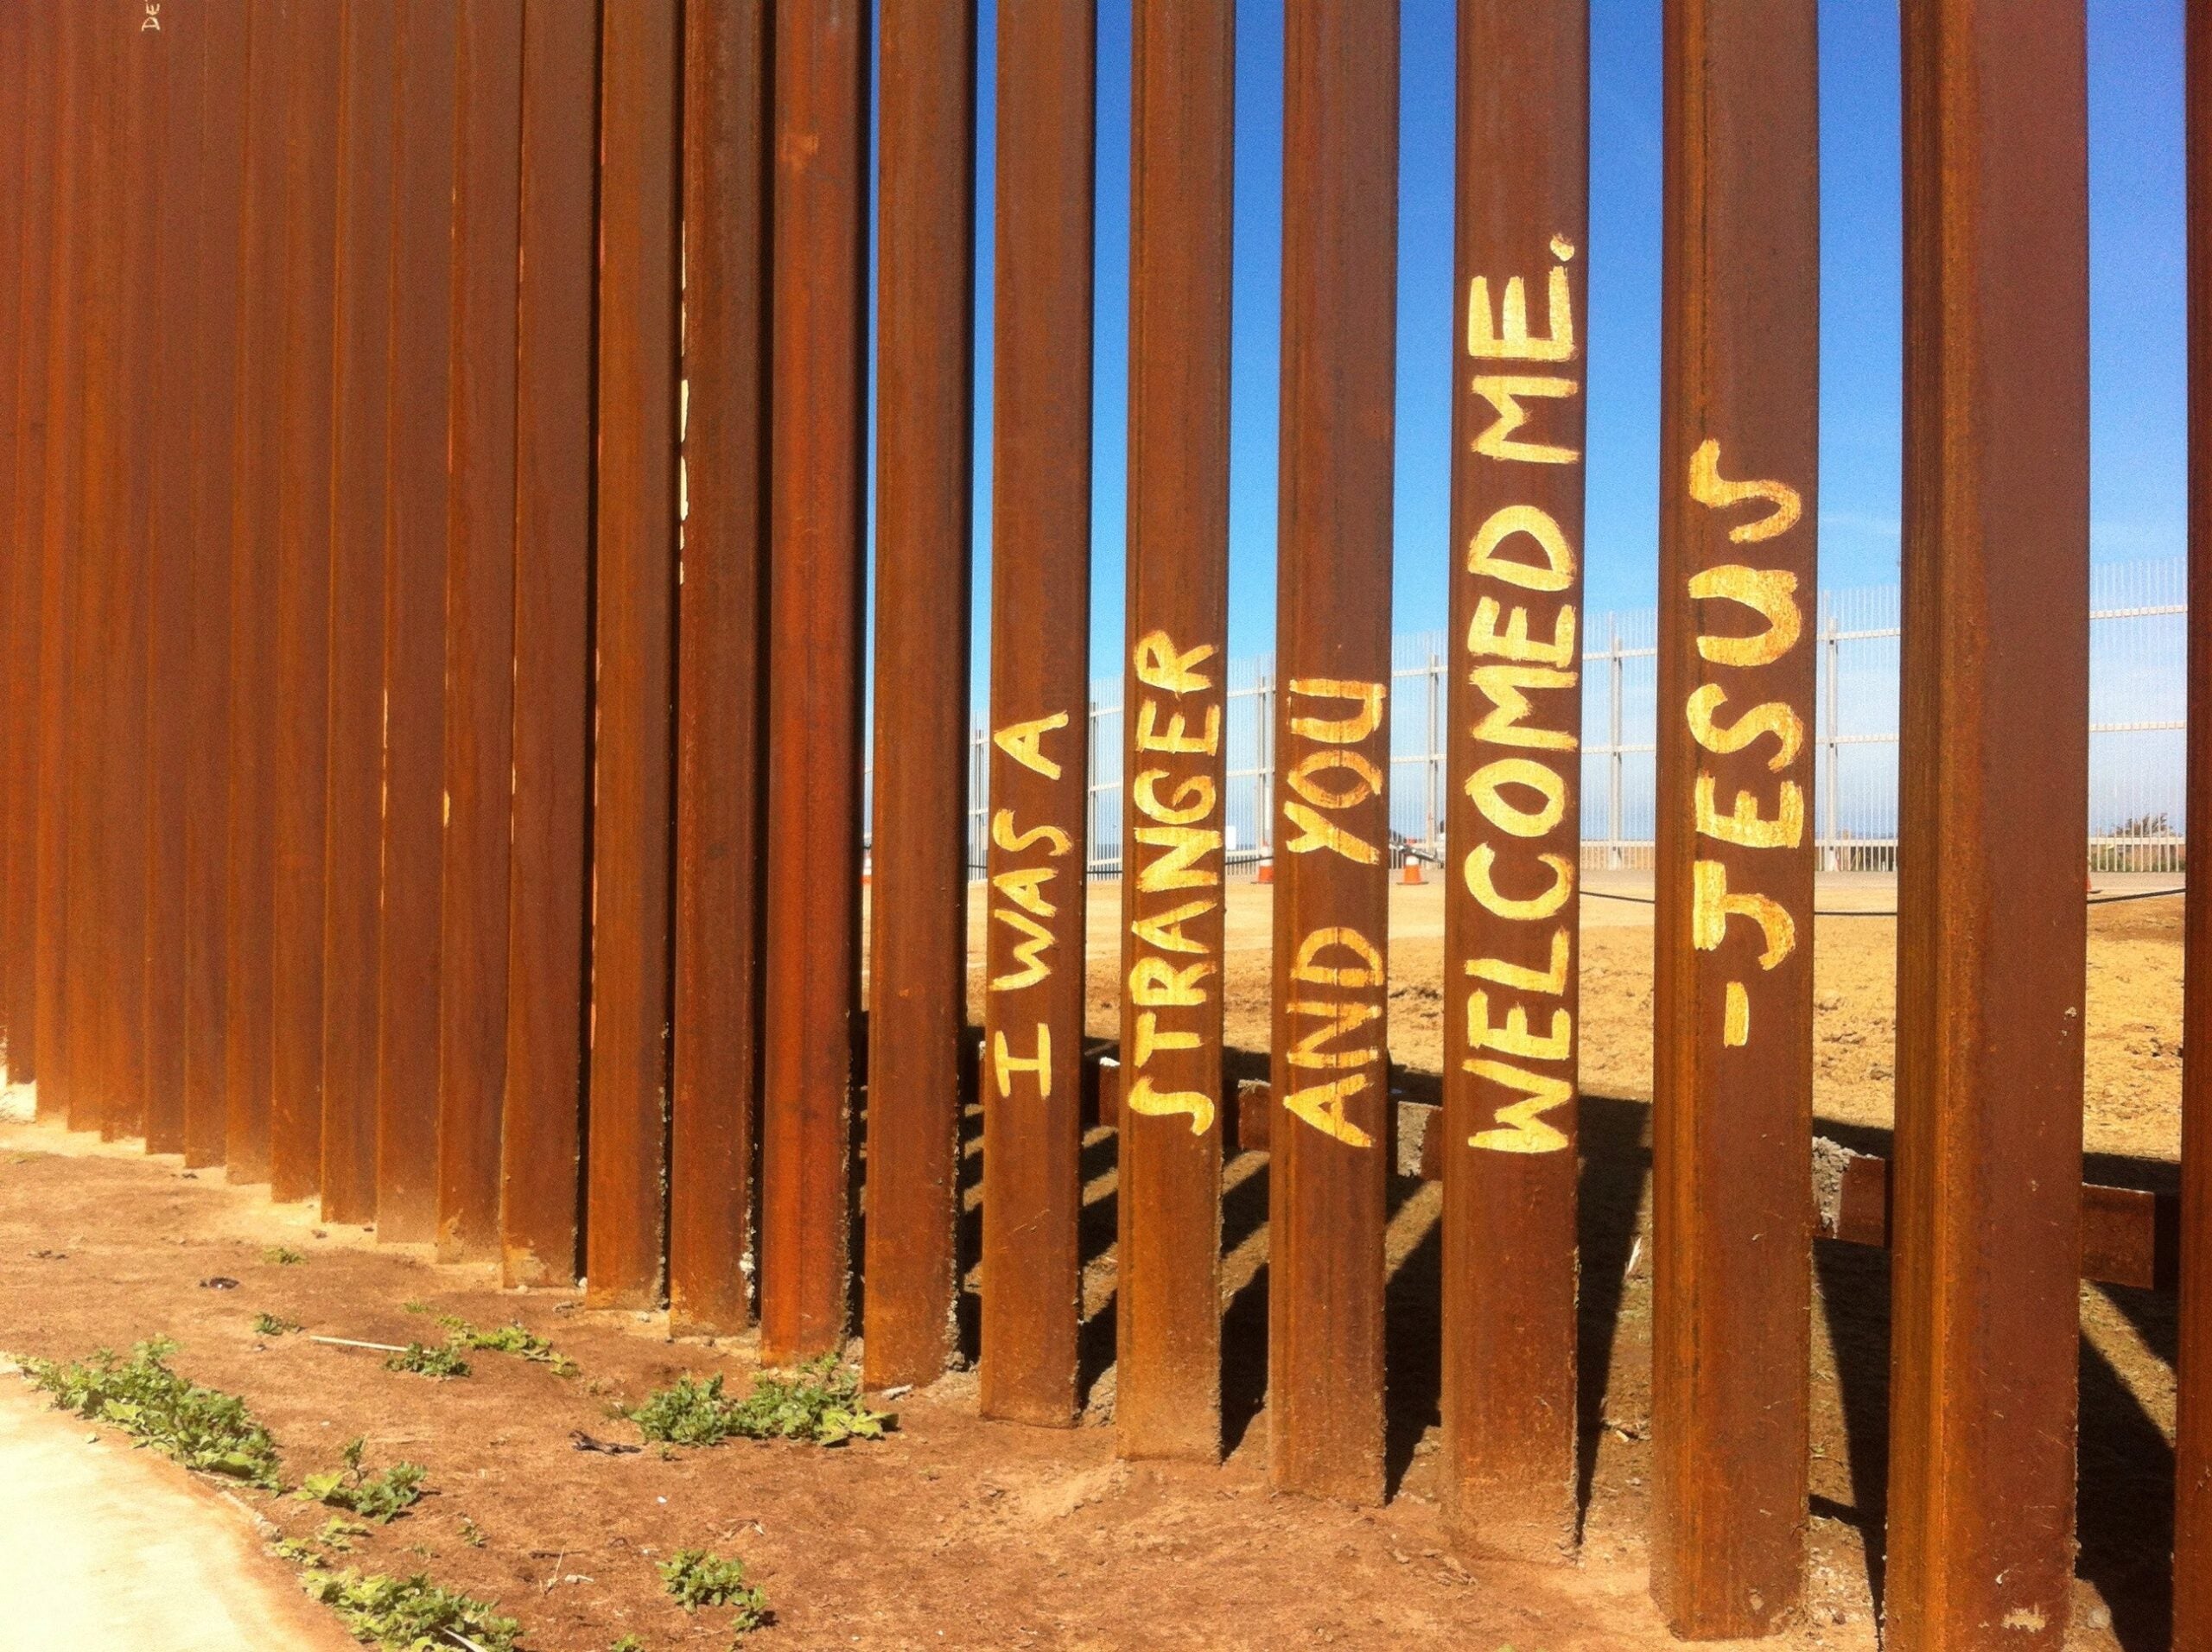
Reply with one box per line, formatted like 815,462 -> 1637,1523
0,0 -> 31,1088
321,0 -> 397,1224
374,0 -> 457,1243
1440,0 -> 1588,1559
435,0 -> 524,1261
2184,3 -> 2212,1634
143,0 -> 208,1156
587,0 -> 682,1308
671,0 -> 771,1335
269,0 -> 341,1199
861,0 -> 976,1388
760,0 -> 869,1363
499,0 -> 598,1289
1887,5 -> 2089,1647
979,0 -> 1095,1427
1115,0 -> 1233,1465
1649,0 -> 1818,1630
10,0 -> 60,1100
183,0 -> 251,1169
223,0 -> 289,1181
1268,1 -> 1398,1504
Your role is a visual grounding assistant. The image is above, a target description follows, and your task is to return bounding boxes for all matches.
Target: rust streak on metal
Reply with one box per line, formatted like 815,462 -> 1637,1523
671,0 -> 772,1336
1268,0 -> 1397,1505
0,0 -> 35,1090
500,0 -> 598,1290
1440,0 -> 1589,1558
979,0 -> 1095,1427
144,0 -> 209,1156
862,0 -> 977,1388
435,0 -> 525,1261
374,0 -> 459,1242
321,0 -> 397,1224
587,0 -> 682,1307
1650,0 -> 1818,1630
1886,4 -> 2090,1646
1115,0 -> 1232,1465
269,0 -> 341,1200
760,0 -> 870,1363
183,0 -> 251,1168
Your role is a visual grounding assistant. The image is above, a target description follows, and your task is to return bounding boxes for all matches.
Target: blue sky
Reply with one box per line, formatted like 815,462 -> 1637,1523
927,0 -> 2187,690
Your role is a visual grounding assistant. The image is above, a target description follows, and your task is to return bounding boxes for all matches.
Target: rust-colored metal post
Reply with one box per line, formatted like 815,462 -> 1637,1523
1440,0 -> 1589,1560
0,0 -> 31,1090
435,0 -> 524,1261
5,0 -> 58,1096
1268,2 -> 1397,1504
587,0 -> 683,1307
145,0 -> 209,1156
673,0 -> 772,1336
269,0 -> 341,1200
2183,3 -> 2212,1637
1114,0 -> 1232,1465
979,0 -> 1095,1426
321,0 -> 397,1223
501,0 -> 599,1288
759,0 -> 870,1363
183,0 -> 251,1168
1649,0 -> 1818,1631
374,0 -> 458,1242
1885,6 -> 2089,1648
34,0 -> 93,1130
225,0 -> 289,1180
861,0 -> 976,1388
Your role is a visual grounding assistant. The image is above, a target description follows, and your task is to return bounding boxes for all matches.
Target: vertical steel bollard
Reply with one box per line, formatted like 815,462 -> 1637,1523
864,0 -> 978,1387
586,0 -> 683,1307
321,0 -> 397,1224
184,0 -> 246,1163
1650,0 -> 1819,1632
758,0 -> 869,1363
980,0 -> 1096,1426
500,0 -> 601,1290
435,0 -> 524,1260
1885,4 -> 2089,1646
373,0 -> 459,1241
1440,0 -> 1589,1560
1268,1 -> 1398,1504
1116,0 -> 1234,1465
0,0 -> 29,1089
672,0 -> 772,1336
267,0 -> 341,1198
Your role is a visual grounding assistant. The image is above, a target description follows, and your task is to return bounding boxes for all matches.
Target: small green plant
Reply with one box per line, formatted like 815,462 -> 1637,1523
302,1569 -> 521,1651
297,1437 -> 427,1523
22,1337 -> 282,1487
457,1515 -> 486,1548
274,1535 -> 321,1564
263,1246 -> 306,1266
400,1299 -> 430,1315
317,1517 -> 370,1554
659,1548 -> 769,1631
626,1355 -> 888,1448
252,1312 -> 302,1337
607,1639 -> 645,1652
383,1341 -> 472,1380
436,1316 -> 579,1376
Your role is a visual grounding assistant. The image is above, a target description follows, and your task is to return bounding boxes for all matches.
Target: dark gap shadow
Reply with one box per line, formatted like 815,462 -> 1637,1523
1811,1233 -> 1892,1612
2079,1317 -> 2175,1649
1574,1092 -> 1650,1534
1382,1188 -> 1441,1496
1078,1293 -> 1117,1408
2105,1276 -> 2181,1372
1221,1151 -> 1270,1257
955,1096 -> 984,1365
1221,1252 -> 1269,1459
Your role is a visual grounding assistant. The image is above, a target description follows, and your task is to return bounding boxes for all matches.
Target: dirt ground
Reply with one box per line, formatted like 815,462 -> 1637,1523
0,877 -> 2182,1650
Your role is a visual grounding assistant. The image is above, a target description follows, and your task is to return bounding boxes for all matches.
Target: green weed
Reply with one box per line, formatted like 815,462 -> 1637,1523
435,1317 -> 579,1376
457,1515 -> 486,1548
252,1312 -> 302,1337
302,1569 -> 521,1652
263,1246 -> 306,1266
317,1517 -> 371,1554
658,1548 -> 770,1634
607,1639 -> 645,1652
383,1342 -> 471,1380
22,1337 -> 282,1487
626,1356 -> 888,1448
297,1437 -> 427,1523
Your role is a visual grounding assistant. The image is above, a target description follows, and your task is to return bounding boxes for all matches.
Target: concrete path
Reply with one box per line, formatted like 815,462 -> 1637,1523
0,1376 -> 354,1652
